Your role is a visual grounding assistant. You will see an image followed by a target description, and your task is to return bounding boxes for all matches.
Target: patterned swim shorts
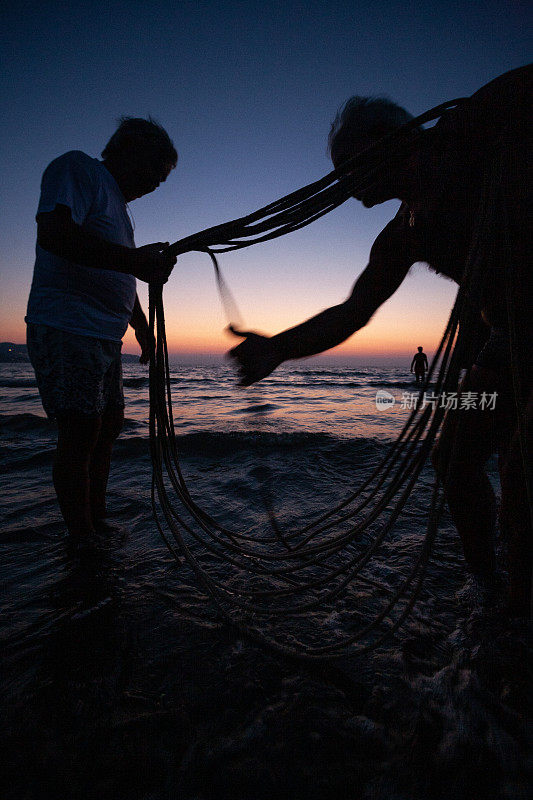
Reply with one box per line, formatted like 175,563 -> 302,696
27,323 -> 124,418
474,327 -> 511,378
473,326 -> 532,399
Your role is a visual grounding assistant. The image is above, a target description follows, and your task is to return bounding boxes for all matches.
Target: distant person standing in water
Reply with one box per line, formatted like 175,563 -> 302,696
410,346 -> 428,384
26,117 -> 177,542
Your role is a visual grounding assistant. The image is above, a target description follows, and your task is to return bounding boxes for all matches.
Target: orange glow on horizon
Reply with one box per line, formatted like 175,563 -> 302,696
0,313 -> 446,360
122,321 -> 444,359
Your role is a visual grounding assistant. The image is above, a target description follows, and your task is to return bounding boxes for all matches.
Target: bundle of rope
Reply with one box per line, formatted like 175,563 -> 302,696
147,99 -> 531,658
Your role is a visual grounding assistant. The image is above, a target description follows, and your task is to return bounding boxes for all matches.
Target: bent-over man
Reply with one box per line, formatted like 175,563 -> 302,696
229,66 -> 532,616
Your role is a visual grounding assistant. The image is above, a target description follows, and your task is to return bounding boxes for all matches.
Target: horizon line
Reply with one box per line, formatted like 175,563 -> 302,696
0,340 -> 432,361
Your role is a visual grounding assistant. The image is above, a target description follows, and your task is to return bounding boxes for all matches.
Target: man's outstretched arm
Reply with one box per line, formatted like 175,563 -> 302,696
229,214 -> 413,385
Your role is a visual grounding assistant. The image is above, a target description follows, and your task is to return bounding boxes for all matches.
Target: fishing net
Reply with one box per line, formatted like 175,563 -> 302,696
147,97 -> 531,658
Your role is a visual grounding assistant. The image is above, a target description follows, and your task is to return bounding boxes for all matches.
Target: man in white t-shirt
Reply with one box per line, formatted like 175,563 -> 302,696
26,117 -> 178,541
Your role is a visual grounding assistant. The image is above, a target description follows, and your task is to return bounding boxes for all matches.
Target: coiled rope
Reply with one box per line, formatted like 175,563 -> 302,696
147,98 -> 531,658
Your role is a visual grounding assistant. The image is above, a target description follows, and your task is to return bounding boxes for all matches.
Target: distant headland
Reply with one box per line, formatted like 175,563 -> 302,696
0,342 -> 139,364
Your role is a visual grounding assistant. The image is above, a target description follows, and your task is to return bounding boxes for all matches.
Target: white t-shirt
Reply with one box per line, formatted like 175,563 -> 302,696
26,150 -> 137,342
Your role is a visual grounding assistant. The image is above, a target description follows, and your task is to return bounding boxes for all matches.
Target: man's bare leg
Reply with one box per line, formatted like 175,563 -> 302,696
499,390 -> 533,616
89,405 -> 124,523
431,367 -> 498,577
53,413 -> 102,538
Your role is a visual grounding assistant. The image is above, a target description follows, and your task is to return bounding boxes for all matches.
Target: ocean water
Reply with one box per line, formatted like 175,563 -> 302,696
0,357 -> 529,800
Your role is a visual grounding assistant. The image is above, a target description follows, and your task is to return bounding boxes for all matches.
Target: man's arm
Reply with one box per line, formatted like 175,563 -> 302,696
229,213 -> 413,385
130,293 -> 147,331
37,204 -> 176,283
129,294 -> 153,364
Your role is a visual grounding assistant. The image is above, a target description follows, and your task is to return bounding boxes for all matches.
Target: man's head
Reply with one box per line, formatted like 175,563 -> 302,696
102,117 -> 178,201
328,96 -> 419,206
418,346 -> 423,352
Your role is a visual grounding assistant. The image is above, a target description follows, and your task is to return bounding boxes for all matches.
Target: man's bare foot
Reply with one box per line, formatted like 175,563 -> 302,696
455,571 -> 506,608
94,518 -> 128,542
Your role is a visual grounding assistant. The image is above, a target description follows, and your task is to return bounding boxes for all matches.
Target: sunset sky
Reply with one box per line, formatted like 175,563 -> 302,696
1,1 -> 529,359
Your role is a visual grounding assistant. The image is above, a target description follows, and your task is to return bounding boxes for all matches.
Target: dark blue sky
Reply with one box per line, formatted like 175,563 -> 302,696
1,0 -> 530,354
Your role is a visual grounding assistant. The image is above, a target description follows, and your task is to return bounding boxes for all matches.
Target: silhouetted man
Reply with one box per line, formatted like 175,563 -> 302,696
411,346 -> 428,384
229,66 -> 532,616
26,117 -> 177,542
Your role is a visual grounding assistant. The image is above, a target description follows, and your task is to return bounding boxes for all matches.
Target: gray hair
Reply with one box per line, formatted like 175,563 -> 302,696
328,96 -> 417,167
102,116 -> 177,167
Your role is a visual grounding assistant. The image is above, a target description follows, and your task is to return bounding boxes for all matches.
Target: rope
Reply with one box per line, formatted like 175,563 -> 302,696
147,97 -> 531,658
167,99 -> 466,261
